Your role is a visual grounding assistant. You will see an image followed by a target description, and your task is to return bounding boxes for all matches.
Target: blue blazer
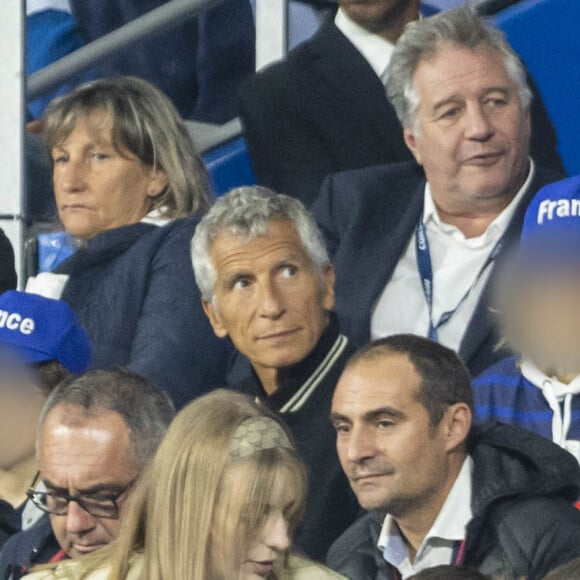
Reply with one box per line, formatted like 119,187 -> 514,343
56,218 -> 232,408
313,161 -> 561,376
0,515 -> 60,579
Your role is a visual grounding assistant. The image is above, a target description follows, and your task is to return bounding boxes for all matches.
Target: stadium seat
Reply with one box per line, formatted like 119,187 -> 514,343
202,136 -> 256,197
36,230 -> 76,273
490,0 -> 580,175
421,0 -> 465,9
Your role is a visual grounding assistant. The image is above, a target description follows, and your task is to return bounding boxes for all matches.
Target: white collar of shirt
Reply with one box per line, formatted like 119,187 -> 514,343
140,208 -> 172,227
423,158 -> 535,248
378,457 -> 473,577
334,8 -> 395,83
27,0 -> 72,16
521,359 -> 580,453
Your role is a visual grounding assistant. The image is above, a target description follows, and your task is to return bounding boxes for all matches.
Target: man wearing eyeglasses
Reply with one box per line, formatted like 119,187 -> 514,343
0,368 -> 174,578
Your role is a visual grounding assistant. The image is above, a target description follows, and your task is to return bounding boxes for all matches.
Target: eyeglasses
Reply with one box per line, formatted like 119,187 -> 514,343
26,473 -> 134,519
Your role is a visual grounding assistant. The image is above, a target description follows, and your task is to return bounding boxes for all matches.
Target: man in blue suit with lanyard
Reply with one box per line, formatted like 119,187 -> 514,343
313,7 -> 564,376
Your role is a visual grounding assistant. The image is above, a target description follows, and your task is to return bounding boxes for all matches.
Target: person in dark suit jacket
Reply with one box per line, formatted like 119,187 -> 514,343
239,1 -> 563,205
313,9 -> 565,377
0,228 -> 16,294
191,187 -> 360,561
315,162 -> 559,376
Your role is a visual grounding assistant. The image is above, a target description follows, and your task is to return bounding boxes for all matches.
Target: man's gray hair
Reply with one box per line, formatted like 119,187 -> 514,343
386,7 -> 532,131
38,368 -> 175,468
191,186 -> 330,301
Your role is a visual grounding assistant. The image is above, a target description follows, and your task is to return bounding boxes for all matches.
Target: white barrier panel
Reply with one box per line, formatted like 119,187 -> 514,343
0,0 -> 25,287
255,0 -> 287,71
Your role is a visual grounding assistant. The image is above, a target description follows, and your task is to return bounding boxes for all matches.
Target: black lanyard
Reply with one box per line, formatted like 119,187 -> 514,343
415,220 -> 503,342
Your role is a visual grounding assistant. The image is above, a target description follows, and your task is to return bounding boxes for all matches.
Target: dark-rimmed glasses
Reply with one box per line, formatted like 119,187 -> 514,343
26,472 -> 134,519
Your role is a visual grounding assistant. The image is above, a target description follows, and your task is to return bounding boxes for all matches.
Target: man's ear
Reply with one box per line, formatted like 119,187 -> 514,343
321,263 -> 335,312
146,168 -> 169,199
442,403 -> 472,453
403,127 -> 423,165
202,299 -> 229,339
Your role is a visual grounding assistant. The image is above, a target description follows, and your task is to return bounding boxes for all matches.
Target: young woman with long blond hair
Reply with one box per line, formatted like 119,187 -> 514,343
25,389 -> 345,579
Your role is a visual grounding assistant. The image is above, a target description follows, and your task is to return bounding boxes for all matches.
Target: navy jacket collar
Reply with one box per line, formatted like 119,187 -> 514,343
340,165 -> 426,341
56,222 -> 158,273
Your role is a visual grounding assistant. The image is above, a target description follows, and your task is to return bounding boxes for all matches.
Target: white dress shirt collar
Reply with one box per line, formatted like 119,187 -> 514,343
27,0 -> 72,16
378,457 -> 473,578
423,158 -> 535,247
140,208 -> 172,227
334,8 -> 395,83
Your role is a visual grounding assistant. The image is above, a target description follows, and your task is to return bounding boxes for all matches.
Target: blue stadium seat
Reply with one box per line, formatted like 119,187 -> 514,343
202,136 -> 256,196
421,0 -> 465,10
491,0 -> 580,175
37,230 -> 76,273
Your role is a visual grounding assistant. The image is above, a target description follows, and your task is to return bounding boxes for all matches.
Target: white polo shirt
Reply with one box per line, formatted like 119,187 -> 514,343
371,160 -> 535,352
378,456 -> 474,579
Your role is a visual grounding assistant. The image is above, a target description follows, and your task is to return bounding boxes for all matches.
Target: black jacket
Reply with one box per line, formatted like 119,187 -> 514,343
312,162 -> 562,376
238,16 -> 413,205
0,515 -> 60,580
328,422 -> 580,580
0,229 -> 16,294
234,314 -> 360,561
238,13 -> 564,205
0,502 -> 18,551
56,218 -> 232,409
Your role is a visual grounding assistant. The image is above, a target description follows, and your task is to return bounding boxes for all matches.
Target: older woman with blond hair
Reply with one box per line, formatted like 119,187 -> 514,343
25,390 -> 345,579
27,76 -> 231,408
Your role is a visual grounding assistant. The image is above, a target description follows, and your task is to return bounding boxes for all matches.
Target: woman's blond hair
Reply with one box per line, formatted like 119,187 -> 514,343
43,76 -> 211,219
74,389 -> 307,580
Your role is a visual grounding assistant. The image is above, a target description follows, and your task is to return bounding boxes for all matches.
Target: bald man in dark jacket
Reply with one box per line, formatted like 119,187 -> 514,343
328,422 -> 580,580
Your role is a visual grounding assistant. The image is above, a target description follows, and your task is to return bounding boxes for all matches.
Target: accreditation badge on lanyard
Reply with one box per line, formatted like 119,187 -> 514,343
415,220 -> 504,342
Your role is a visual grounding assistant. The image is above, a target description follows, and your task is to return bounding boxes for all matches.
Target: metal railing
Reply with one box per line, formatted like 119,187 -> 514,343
28,0 -> 226,101
27,0 -> 293,154
28,0 -> 294,101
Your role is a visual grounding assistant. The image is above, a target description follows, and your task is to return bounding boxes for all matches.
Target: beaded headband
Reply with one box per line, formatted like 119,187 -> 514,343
230,417 -> 293,460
